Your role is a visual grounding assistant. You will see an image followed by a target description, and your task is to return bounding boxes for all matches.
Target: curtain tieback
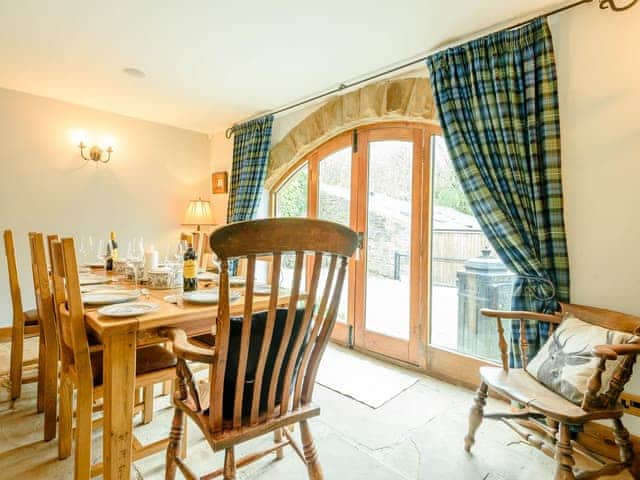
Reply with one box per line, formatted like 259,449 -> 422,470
516,275 -> 557,302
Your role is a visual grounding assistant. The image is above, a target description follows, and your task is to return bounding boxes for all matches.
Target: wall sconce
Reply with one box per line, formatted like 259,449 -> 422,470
78,142 -> 113,163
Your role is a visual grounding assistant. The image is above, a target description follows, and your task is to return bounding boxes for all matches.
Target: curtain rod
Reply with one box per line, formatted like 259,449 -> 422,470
225,0 -> 636,138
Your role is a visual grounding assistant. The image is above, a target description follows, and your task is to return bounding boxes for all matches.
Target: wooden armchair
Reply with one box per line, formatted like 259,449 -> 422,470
164,218 -> 358,480
465,303 -> 640,480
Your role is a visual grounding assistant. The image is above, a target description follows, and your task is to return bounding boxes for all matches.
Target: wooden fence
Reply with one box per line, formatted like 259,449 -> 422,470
431,229 -> 491,287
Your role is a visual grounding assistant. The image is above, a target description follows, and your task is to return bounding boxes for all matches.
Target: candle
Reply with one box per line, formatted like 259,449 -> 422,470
144,246 -> 159,278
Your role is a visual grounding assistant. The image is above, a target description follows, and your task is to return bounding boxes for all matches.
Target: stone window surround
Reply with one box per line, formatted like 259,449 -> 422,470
265,77 -> 438,190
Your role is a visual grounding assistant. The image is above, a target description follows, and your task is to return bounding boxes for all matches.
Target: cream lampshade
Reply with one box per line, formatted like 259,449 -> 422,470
183,198 -> 215,231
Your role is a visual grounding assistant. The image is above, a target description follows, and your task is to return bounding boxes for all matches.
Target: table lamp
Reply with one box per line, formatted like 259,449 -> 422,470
183,198 -> 215,232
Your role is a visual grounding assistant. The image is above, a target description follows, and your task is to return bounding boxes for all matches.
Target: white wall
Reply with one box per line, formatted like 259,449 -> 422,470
0,88 -> 211,326
550,6 -> 640,315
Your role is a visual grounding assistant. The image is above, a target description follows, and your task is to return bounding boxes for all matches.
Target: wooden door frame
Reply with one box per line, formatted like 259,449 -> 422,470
350,124 -> 427,366
269,121 -> 496,385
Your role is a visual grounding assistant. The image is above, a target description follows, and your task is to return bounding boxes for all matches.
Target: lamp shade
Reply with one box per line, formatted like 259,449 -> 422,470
183,198 -> 215,226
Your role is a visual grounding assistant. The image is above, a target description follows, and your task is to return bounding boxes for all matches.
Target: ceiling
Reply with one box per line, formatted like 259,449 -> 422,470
0,0 -> 564,134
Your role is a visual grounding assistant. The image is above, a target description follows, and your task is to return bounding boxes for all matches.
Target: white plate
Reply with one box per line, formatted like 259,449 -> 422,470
230,276 -> 246,286
83,262 -> 105,268
163,294 -> 179,304
79,273 -> 110,286
183,289 -> 241,305
82,291 -> 140,305
253,284 -> 273,295
197,272 -> 218,281
97,302 -> 160,318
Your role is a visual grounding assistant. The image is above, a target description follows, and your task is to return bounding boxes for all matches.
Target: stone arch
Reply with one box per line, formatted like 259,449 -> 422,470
265,76 -> 437,189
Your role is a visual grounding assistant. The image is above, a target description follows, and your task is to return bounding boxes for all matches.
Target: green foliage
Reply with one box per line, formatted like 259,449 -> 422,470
433,178 -> 472,215
275,166 -> 308,217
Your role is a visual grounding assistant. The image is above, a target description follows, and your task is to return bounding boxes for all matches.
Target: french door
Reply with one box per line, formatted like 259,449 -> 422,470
296,124 -> 434,366
273,122 -> 500,383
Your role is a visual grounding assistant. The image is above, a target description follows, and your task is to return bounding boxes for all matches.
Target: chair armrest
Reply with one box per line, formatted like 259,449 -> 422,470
480,308 -> 561,323
163,328 -> 215,364
592,343 -> 640,360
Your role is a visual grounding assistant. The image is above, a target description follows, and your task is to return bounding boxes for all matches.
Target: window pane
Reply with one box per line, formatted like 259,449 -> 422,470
275,165 -> 309,287
364,140 -> 413,340
429,135 -> 514,362
318,147 -> 351,324
275,165 -> 308,218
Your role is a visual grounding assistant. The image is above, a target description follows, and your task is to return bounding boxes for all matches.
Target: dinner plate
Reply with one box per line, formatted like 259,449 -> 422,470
183,289 -> 241,305
229,276 -> 246,286
82,291 -> 140,305
83,262 -> 105,268
253,283 -> 273,295
197,272 -> 218,281
97,302 -> 160,318
79,273 -> 110,286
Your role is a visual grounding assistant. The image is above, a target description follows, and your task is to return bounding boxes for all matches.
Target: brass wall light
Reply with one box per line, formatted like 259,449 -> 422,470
78,141 -> 113,163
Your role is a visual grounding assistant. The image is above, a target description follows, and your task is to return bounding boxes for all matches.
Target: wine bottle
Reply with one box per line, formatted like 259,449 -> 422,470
110,231 -> 118,261
105,231 -> 117,271
183,243 -> 198,292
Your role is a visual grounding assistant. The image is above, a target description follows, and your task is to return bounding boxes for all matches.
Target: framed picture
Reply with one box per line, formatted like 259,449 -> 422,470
211,171 -> 228,194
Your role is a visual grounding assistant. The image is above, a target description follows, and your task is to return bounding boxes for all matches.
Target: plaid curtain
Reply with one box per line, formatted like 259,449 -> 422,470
426,18 -> 569,367
226,115 -> 274,224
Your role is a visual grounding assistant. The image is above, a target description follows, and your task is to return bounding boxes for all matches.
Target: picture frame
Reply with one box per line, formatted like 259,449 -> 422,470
211,171 -> 228,194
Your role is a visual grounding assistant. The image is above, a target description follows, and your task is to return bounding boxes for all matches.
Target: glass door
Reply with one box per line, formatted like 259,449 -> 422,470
426,133 -> 514,383
352,127 -> 426,366
308,132 -> 356,345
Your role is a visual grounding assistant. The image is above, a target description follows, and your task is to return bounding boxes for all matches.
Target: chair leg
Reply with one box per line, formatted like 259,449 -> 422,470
36,332 -> 45,412
165,408 -> 185,480
58,375 -> 73,460
42,335 -> 58,441
300,420 -> 323,480
274,428 -> 284,460
142,384 -> 154,424
75,381 -> 93,480
613,418 -> 638,477
554,423 -> 576,480
9,322 -> 24,402
224,447 -> 236,480
464,381 -> 488,452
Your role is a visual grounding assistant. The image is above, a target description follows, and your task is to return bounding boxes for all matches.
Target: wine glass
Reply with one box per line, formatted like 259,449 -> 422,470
96,239 -> 107,265
130,237 -> 144,261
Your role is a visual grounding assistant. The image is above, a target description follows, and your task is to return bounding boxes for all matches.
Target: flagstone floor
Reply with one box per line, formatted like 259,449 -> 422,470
0,340 -> 632,479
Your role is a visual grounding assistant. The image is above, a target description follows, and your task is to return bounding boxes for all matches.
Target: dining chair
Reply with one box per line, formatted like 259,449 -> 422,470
164,217 -> 358,480
3,230 -> 41,403
26,232 -> 60,441
50,237 -> 180,479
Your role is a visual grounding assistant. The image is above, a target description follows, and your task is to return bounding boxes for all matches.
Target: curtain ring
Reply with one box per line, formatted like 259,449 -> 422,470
225,127 -> 234,139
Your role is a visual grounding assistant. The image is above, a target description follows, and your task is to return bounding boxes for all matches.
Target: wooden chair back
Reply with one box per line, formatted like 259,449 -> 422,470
559,303 -> 640,335
50,238 -> 93,388
4,230 -> 25,331
208,218 -> 358,433
27,233 -> 58,365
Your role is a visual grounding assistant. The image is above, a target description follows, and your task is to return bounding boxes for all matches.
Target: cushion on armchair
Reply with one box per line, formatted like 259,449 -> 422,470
526,314 -> 635,405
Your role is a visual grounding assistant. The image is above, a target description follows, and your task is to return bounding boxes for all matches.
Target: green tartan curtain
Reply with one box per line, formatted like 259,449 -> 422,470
426,18 -> 569,367
226,115 -> 274,224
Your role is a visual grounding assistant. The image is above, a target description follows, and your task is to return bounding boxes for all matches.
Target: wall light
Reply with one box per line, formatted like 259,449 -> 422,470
72,130 -> 115,163
78,141 -> 113,163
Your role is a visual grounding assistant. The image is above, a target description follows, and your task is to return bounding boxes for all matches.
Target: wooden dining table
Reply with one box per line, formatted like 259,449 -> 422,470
83,277 -> 287,480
